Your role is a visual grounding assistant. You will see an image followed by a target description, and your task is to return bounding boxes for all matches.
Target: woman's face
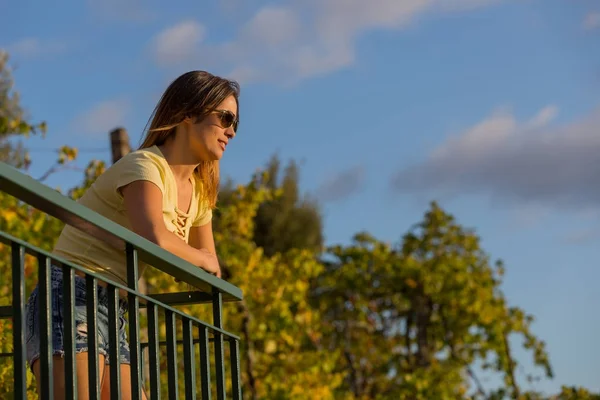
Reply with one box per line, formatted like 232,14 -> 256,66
186,95 -> 238,162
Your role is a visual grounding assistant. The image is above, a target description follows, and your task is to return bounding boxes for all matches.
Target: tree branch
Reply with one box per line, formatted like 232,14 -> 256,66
37,163 -> 82,182
344,349 -> 361,398
405,312 -> 413,368
440,307 -> 487,398
414,291 -> 432,367
503,330 -> 521,399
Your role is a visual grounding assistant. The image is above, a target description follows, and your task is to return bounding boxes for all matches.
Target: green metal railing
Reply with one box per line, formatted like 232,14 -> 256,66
0,161 -> 243,399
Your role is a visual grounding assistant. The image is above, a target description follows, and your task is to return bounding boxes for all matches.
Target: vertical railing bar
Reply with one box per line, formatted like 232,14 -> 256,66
212,289 -> 223,328
126,243 -> 142,400
214,333 -> 226,400
212,289 -> 226,400
140,343 -> 146,397
62,265 -> 77,399
11,243 -> 26,399
147,303 -> 160,400
86,275 -> 100,400
229,339 -> 242,400
183,318 -> 196,400
38,255 -> 53,399
165,310 -> 179,400
107,285 -> 121,399
199,326 -> 212,400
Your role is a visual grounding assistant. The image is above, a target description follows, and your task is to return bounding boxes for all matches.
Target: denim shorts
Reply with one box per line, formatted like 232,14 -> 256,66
25,266 -> 131,370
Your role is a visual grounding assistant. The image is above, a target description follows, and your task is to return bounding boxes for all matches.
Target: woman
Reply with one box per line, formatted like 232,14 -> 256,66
25,70 -> 240,399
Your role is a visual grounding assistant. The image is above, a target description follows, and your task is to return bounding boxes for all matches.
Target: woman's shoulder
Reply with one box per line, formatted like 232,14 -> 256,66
115,145 -> 167,169
92,146 -> 170,195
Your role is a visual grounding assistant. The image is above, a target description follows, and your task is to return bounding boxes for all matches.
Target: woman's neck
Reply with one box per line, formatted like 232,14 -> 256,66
158,139 -> 198,183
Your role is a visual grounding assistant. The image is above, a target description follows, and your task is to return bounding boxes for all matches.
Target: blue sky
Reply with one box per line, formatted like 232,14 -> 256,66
2,0 -> 599,394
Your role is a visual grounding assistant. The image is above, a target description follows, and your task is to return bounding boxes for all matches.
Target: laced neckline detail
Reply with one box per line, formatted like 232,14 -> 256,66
153,145 -> 196,240
173,205 -> 191,239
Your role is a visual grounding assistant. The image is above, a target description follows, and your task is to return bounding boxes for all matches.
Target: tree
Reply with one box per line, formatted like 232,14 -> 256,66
217,154 -> 324,257
550,386 -> 600,400
523,386 -> 600,400
0,51 -> 46,168
313,202 -> 555,399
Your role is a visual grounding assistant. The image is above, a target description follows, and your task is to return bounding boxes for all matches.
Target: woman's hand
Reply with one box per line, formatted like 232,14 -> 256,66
198,248 -> 221,278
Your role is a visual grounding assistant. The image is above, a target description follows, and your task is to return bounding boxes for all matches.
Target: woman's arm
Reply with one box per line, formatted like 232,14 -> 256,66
189,221 -> 221,277
189,221 -> 216,255
121,180 -> 221,277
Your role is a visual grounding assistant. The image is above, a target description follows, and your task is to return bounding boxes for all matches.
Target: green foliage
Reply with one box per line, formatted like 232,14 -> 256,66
218,154 -> 324,257
523,386 -> 600,400
313,202 -> 554,399
0,51 -> 46,169
551,386 -> 600,400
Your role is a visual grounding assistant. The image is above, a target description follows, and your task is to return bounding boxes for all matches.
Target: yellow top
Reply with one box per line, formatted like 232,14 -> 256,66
52,145 -> 212,285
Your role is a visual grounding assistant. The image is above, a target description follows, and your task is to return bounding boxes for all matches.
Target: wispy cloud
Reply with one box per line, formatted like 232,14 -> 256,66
583,11 -> 600,31
316,165 -> 366,203
152,20 -> 205,66
7,37 -> 68,59
390,104 -> 600,211
71,98 -> 130,136
151,0 -> 503,84
507,204 -> 552,230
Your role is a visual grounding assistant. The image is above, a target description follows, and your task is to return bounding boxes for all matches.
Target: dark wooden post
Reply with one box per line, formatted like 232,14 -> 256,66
110,127 -> 131,164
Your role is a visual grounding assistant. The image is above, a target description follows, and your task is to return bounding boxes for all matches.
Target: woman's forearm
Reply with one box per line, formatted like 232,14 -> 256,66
150,228 -> 206,268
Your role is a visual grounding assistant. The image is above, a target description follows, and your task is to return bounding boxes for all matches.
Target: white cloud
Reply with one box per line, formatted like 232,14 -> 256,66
151,0 -> 503,84
390,104 -> 600,210
241,7 -> 302,47
429,105 -> 559,161
583,11 -> 600,31
7,38 -> 68,59
72,99 -> 130,136
528,105 -> 559,128
153,20 -> 205,66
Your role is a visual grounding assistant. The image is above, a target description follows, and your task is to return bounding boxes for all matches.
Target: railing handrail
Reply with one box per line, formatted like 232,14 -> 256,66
0,230 -> 241,339
0,161 -> 242,301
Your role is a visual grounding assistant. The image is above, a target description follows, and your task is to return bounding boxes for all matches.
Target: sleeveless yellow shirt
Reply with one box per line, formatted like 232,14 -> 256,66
52,145 -> 212,285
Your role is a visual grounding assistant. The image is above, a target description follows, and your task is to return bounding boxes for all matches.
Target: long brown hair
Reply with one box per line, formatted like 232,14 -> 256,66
139,71 -> 240,209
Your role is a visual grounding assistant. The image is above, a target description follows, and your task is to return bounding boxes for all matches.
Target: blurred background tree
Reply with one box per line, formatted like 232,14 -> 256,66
216,154 -> 324,257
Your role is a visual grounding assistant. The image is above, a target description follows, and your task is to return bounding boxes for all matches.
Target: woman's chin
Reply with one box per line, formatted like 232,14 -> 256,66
195,149 -> 223,162
213,147 -> 225,160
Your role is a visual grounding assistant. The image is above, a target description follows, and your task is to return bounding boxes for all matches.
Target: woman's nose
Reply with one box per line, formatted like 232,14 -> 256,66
225,127 -> 235,139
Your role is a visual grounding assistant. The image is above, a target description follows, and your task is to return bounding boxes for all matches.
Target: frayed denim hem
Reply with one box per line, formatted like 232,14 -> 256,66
27,345 -> 130,373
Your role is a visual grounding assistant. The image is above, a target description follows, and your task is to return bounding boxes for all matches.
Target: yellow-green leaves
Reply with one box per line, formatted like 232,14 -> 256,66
57,145 -> 78,165
0,52 -> 46,144
213,179 -> 342,399
314,202 -> 556,399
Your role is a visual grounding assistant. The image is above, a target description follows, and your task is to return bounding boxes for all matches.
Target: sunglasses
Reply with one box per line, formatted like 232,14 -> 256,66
212,109 -> 239,133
